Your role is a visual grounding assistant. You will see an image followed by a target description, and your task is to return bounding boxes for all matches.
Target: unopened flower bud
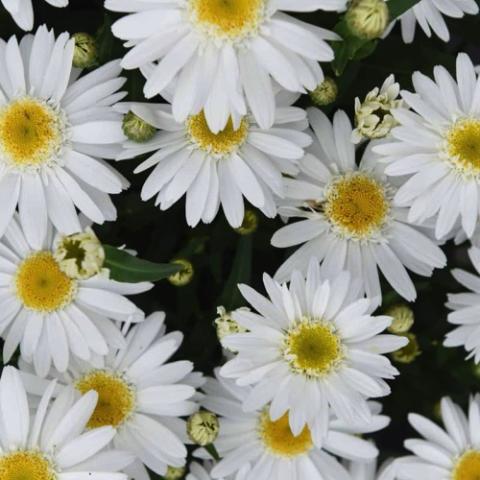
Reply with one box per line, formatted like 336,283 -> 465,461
165,466 -> 186,480
168,259 -> 194,287
72,32 -> 97,69
235,210 -> 259,235
345,0 -> 389,40
187,411 -> 220,446
122,111 -> 156,143
392,333 -> 421,364
309,77 -> 338,106
386,304 -> 414,334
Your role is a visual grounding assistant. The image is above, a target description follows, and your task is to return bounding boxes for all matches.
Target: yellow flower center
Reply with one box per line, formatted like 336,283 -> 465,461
323,173 -> 389,239
15,252 -> 77,313
75,370 -> 136,429
259,411 -> 313,458
186,112 -> 249,156
453,450 -> 480,480
283,320 -> 343,378
447,119 -> 480,176
0,451 -> 56,480
189,0 -> 265,41
0,97 -> 64,168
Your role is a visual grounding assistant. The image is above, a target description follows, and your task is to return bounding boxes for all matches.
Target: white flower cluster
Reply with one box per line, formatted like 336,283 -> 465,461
0,1 -> 477,480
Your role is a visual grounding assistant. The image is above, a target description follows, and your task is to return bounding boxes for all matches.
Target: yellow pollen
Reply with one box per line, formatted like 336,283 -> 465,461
453,450 -> 480,480
323,173 -> 389,238
75,370 -> 136,429
15,252 -> 76,313
283,320 -> 343,378
448,119 -> 480,175
186,112 -> 249,156
0,451 -> 56,480
0,98 -> 63,167
259,412 -> 313,458
189,0 -> 264,40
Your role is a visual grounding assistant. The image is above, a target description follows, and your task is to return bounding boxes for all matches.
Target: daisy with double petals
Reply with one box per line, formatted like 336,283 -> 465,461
272,108 -> 446,303
375,53 -> 480,241
20,312 -> 200,479
0,216 -> 151,377
0,26 -> 129,248
0,366 -> 133,480
396,395 -> 480,480
1,0 -> 68,30
220,260 -> 406,443
118,94 -> 311,228
445,247 -> 480,363
198,373 -> 388,480
106,0 -> 344,133
390,0 -> 479,44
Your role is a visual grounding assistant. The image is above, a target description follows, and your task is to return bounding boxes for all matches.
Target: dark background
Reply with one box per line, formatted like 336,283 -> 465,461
7,0 -> 480,467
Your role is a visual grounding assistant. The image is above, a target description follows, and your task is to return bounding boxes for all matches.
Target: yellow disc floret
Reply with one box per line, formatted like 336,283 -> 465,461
75,370 -> 136,429
323,173 -> 389,239
15,252 -> 77,313
0,97 -> 64,169
186,112 -> 249,156
447,118 -> 480,177
453,450 -> 480,480
259,411 -> 313,458
189,0 -> 265,41
283,319 -> 343,378
0,451 -> 56,480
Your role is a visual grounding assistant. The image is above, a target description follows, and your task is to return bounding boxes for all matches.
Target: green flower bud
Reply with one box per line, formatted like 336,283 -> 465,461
309,77 -> 338,106
122,111 -> 156,143
168,259 -> 194,287
72,33 -> 97,69
345,0 -> 389,40
187,411 -> 220,446
235,209 -> 259,235
392,333 -> 421,364
386,304 -> 414,334
165,466 -> 186,480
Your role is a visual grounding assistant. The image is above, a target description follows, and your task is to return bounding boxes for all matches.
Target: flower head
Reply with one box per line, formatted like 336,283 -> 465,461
220,260 -> 406,443
106,0 -> 345,133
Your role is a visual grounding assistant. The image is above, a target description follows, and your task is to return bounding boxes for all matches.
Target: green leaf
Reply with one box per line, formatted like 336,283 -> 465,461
218,236 -> 252,310
104,245 -> 181,283
388,0 -> 422,19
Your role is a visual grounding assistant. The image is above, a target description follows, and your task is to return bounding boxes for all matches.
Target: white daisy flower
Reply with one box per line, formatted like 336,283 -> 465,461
272,108 -> 446,303
1,0 -> 68,31
0,215 -> 152,377
390,0 -> 479,44
19,311 -> 199,479
117,93 -> 311,228
105,0 -> 344,133
0,366 -> 133,480
0,25 -> 129,248
374,53 -> 480,240
219,260 -> 406,444
198,373 -> 388,480
396,395 -> 480,480
444,246 -> 480,363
